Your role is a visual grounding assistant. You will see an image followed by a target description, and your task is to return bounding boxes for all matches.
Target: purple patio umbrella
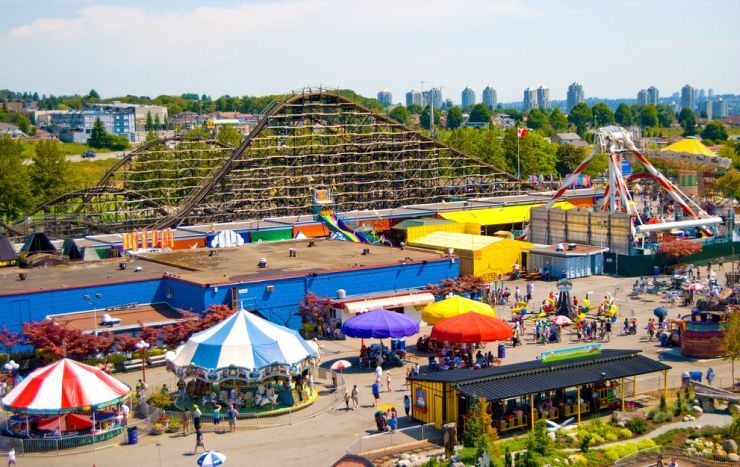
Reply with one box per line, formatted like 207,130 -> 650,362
341,308 -> 420,339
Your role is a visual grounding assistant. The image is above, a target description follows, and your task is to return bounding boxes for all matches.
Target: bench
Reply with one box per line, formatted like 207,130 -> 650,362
123,359 -> 144,372
148,355 -> 167,367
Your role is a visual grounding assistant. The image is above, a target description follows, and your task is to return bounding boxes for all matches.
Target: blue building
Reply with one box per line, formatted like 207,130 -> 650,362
50,109 -> 136,143
0,240 -> 458,333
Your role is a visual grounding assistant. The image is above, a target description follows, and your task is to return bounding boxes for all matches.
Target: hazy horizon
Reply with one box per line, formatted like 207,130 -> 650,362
1,0 -> 738,104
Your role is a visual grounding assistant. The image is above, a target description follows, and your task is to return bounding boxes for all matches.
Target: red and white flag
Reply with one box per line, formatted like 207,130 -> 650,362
517,127 -> 527,138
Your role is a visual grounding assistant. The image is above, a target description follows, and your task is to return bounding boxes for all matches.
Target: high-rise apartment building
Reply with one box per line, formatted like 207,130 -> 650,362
377,89 -> 392,107
707,88 -> 714,98
637,89 -> 648,105
536,86 -> 550,110
523,88 -> 538,112
700,100 -> 713,120
422,88 -> 443,109
680,84 -> 696,110
713,99 -> 729,119
566,82 -> 584,111
405,90 -> 423,107
461,87 -> 476,109
647,86 -> 659,106
482,86 -> 497,111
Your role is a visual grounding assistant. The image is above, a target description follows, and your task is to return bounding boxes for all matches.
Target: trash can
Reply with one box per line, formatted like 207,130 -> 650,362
689,371 -> 702,383
681,372 -> 690,385
397,340 -> 406,351
659,333 -> 669,347
497,343 -> 506,359
127,426 -> 138,445
653,266 -> 660,276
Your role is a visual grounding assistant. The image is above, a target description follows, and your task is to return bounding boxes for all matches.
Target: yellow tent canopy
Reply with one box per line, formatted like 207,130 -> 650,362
422,295 -> 495,324
661,138 -> 715,156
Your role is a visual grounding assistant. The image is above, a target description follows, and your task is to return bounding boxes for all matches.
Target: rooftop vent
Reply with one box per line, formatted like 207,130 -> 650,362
362,248 -> 371,255
257,257 -> 268,268
555,243 -> 564,251
568,243 -> 577,251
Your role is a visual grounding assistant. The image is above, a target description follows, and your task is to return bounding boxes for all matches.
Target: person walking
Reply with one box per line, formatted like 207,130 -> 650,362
351,384 -> 359,410
706,368 -> 715,386
182,408 -> 192,436
404,395 -> 411,417
343,389 -> 350,410
227,404 -> 238,433
647,319 -> 656,342
193,429 -> 206,454
193,404 -> 202,432
213,404 -> 222,433
386,372 -> 392,392
7,448 -> 15,466
371,380 -> 380,407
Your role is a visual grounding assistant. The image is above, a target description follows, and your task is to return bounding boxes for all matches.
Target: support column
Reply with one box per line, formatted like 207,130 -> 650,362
530,394 -> 535,433
633,375 -> 637,397
620,377 -> 625,412
576,386 -> 581,427
663,370 -> 668,401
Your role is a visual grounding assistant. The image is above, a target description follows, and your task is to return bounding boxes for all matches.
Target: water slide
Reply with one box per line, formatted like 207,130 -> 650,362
317,212 -> 384,244
318,213 -> 363,243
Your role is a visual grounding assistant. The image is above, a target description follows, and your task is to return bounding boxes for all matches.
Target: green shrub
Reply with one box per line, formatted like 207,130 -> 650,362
617,428 -> 633,439
626,418 -> 648,434
0,353 -> 9,364
149,348 -> 165,357
149,389 -> 171,409
580,433 -> 592,453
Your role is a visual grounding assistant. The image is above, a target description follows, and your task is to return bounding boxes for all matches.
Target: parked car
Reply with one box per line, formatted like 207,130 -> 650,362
82,150 -> 96,158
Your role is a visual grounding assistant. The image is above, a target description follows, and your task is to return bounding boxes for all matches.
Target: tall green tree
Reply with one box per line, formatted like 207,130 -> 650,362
420,105 -> 441,131
656,105 -> 675,128
475,127 -> 508,171
678,107 -> 697,135
446,106 -> 464,129
216,126 -> 243,146
640,105 -> 659,128
0,136 -> 32,221
388,106 -> 410,126
88,117 -> 108,148
555,144 -> 588,175
145,111 -> 153,131
406,103 -> 423,115
527,109 -> 550,132
701,121 -> 729,142
614,103 -> 633,127
502,127 -> 557,177
29,139 -> 70,202
88,89 -> 100,99
468,103 -> 492,124
16,114 -> 31,134
567,103 -> 592,136
548,108 -> 568,131
154,113 -> 161,130
592,103 -> 615,127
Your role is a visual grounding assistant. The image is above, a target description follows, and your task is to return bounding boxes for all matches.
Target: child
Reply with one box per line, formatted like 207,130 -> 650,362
193,429 -> 206,454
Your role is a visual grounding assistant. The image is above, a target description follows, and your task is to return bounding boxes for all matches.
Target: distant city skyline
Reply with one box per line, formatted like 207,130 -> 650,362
1,0 -> 738,102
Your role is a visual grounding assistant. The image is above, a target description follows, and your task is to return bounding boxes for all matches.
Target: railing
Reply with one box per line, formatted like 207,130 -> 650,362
615,445 -> 740,466
345,423 -> 444,456
0,428 -> 125,457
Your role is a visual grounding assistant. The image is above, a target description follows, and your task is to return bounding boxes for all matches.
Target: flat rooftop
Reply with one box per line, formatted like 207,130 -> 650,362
51,303 -> 192,333
143,239 -> 445,286
0,258 -> 190,294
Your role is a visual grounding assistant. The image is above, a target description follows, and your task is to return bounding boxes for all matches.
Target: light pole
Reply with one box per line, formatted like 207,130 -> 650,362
3,360 -> 19,387
135,340 -> 150,386
83,293 -> 103,336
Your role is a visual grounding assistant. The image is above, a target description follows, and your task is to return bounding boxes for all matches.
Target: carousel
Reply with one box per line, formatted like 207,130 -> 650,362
1,358 -> 131,450
166,308 -> 318,416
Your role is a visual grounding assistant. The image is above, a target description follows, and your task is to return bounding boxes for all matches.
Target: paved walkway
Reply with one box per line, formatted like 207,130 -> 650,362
11,273 -> 739,466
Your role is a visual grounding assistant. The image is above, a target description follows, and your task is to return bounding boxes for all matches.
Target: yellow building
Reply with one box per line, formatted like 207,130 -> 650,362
438,202 -> 575,235
408,231 -> 533,280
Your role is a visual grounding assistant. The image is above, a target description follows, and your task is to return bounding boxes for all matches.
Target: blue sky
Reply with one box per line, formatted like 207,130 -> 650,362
1,0 -> 738,104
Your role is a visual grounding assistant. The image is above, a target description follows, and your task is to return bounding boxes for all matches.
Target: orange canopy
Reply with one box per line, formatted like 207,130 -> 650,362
430,312 -> 513,344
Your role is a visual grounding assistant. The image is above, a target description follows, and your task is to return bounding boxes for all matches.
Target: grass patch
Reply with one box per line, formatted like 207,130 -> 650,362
21,141 -> 114,158
67,159 -> 118,189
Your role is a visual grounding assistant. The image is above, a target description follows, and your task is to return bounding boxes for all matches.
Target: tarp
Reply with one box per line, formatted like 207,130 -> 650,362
21,232 -> 57,255
430,312 -> 512,343
167,309 -> 316,372
341,308 -> 420,339
422,295 -> 495,324
439,202 -> 575,226
37,413 -> 93,432
2,359 -> 131,414
0,233 -> 18,265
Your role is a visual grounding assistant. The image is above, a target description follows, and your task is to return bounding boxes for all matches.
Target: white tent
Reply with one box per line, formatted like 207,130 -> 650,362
209,230 -> 245,248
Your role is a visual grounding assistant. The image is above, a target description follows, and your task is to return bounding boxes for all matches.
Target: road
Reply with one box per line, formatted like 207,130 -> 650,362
12,272 -> 738,467
65,152 -> 123,163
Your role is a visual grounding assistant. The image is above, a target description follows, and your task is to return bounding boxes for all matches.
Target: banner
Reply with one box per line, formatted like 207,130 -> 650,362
540,343 -> 601,363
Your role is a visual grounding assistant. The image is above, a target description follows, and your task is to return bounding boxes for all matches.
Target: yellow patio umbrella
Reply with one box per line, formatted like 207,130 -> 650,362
422,295 -> 495,324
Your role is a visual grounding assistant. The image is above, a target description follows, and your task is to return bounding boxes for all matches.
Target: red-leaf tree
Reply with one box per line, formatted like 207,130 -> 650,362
659,238 -> 703,259
426,275 -> 485,297
0,326 -> 21,353
296,293 -> 333,325
22,320 -> 99,361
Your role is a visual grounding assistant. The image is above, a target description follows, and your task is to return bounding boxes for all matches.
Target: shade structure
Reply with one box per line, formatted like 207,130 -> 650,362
422,295 -> 495,324
1,359 -> 131,414
551,315 -> 572,326
341,308 -> 419,339
168,308 -> 316,372
37,413 -> 93,432
330,360 -> 352,371
430,312 -> 513,344
198,451 -> 226,466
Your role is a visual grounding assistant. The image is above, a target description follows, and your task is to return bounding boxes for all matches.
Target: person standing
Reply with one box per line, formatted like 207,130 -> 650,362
375,363 -> 383,384
351,384 -> 359,410
386,372 -> 392,392
372,380 -> 380,406
182,408 -> 192,436
706,368 -> 715,386
404,395 -> 411,417
193,429 -> 206,454
7,448 -> 15,466
647,319 -> 656,342
213,404 -> 222,433
227,404 -> 238,433
343,389 -> 350,410
526,281 -> 534,302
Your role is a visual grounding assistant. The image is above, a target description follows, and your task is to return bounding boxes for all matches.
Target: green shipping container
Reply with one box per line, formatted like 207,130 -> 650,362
250,228 -> 293,242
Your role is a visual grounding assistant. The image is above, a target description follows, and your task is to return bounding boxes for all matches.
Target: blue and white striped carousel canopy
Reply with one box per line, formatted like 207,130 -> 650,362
167,309 -> 316,372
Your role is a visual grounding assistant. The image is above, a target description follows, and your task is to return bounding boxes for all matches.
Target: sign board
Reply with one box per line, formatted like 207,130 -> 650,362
238,288 -> 249,294
540,343 -> 601,363
312,189 -> 334,205
621,159 -> 632,176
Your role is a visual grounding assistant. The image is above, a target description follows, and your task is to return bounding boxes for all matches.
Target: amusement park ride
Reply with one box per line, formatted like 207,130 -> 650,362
546,126 -> 724,239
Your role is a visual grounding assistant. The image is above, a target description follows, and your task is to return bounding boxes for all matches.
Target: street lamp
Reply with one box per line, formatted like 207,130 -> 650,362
83,293 -> 103,336
3,360 -> 19,386
135,340 -> 150,385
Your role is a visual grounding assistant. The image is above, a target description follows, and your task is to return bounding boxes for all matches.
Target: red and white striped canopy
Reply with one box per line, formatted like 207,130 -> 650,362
1,359 -> 131,414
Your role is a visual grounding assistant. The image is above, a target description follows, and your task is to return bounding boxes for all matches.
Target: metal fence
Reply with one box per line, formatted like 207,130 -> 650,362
0,428 -> 126,457
345,423 -> 444,456
615,445 -> 740,466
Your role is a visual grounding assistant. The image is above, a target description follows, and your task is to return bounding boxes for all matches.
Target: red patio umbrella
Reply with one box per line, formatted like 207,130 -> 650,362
430,312 -> 513,344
